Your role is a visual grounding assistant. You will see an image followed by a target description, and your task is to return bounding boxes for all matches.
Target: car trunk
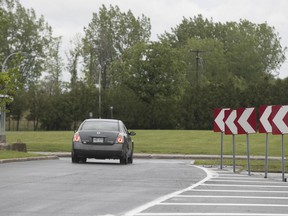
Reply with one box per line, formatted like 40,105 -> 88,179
79,131 -> 119,145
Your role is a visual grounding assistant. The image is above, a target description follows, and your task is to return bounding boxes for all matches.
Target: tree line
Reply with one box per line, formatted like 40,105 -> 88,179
0,0 -> 287,130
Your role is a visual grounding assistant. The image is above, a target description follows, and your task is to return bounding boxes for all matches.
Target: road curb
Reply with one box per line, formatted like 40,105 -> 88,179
0,155 -> 58,164
1,152 -> 284,163
23,152 -> 288,160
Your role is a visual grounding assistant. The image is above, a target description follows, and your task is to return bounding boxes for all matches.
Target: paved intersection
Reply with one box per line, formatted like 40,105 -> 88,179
125,166 -> 288,216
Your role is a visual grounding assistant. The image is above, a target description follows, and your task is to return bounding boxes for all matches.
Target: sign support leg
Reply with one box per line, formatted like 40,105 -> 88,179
264,133 -> 269,178
233,134 -> 236,173
220,132 -> 223,169
246,133 -> 251,176
281,134 -> 286,182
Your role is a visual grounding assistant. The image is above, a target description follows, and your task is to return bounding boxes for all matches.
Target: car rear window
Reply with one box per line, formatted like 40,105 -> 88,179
81,121 -> 119,131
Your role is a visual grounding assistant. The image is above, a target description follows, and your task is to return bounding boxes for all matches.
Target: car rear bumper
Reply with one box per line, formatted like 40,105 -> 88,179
72,142 -> 123,159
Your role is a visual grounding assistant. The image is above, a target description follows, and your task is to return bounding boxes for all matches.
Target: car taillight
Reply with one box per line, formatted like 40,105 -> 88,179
73,132 -> 81,142
116,135 -> 124,144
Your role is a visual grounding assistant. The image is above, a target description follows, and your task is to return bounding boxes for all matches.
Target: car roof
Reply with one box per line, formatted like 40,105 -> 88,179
84,119 -> 120,123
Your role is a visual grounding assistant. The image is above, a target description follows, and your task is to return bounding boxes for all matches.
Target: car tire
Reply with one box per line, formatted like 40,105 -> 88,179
120,155 -> 128,164
128,155 -> 133,164
120,146 -> 129,165
79,157 -> 87,163
71,151 -> 79,163
128,143 -> 134,164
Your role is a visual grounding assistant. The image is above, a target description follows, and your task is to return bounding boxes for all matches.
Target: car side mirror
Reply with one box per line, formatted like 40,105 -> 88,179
129,131 -> 136,136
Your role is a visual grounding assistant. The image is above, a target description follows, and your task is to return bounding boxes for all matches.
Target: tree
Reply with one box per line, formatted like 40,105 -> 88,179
66,33 -> 83,86
0,0 -> 56,85
111,41 -> 187,128
82,4 -> 151,89
44,36 -> 64,95
161,15 -> 286,85
0,0 -> 64,132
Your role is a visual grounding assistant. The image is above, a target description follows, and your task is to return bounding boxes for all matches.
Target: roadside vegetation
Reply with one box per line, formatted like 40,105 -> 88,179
1,1 -> 287,173
3,130 -> 288,172
0,151 -> 42,160
1,0 -> 287,132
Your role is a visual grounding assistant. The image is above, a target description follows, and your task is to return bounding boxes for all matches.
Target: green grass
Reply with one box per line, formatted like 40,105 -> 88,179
132,130 -> 288,157
6,130 -> 288,157
0,150 -> 43,159
4,130 -> 288,172
194,159 -> 288,173
6,131 -> 74,152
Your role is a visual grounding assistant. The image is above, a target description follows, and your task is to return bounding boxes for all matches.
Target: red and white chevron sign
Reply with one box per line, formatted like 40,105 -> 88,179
224,109 -> 237,135
259,105 -> 272,133
213,108 -> 230,132
223,108 -> 256,135
271,105 -> 288,135
236,107 -> 256,134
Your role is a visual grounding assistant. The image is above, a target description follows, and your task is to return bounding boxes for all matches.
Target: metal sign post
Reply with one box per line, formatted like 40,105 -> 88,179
0,103 -> 6,143
281,134 -> 286,182
220,131 -> 223,169
246,133 -> 251,176
271,105 -> 288,182
232,134 -> 236,173
214,108 -> 230,170
259,105 -> 272,178
236,107 -> 256,176
264,133 -> 269,178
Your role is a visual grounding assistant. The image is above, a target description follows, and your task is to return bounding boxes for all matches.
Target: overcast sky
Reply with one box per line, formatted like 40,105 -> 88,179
20,0 -> 288,78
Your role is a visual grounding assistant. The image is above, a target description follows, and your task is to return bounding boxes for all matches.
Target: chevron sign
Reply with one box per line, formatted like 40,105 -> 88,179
271,105 -> 288,135
236,107 -> 257,134
224,109 -> 237,135
223,108 -> 256,135
259,105 -> 272,133
213,108 -> 230,132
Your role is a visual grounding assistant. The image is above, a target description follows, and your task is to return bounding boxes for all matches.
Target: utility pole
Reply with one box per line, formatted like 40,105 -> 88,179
190,49 -> 206,85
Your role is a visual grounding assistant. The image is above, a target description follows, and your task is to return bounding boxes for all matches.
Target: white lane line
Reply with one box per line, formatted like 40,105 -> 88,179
175,195 -> 288,199
202,183 -> 288,188
208,179 -> 284,184
123,166 -> 217,216
190,189 -> 288,193
215,176 -> 280,180
219,174 -> 253,176
159,203 -> 288,207
136,213 -> 288,216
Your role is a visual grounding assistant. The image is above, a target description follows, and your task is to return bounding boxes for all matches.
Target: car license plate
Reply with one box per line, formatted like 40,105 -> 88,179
93,137 -> 103,143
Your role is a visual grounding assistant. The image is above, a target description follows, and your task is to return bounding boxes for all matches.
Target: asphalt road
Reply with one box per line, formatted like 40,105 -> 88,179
129,167 -> 288,216
0,158 -> 206,216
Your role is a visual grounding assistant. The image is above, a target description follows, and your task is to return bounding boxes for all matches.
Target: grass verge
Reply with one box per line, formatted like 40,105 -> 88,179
0,150 -> 43,160
4,130 -> 288,173
194,159 -> 288,173
6,130 -> 288,156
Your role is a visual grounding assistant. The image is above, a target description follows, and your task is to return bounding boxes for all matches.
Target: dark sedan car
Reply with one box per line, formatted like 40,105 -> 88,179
72,119 -> 136,164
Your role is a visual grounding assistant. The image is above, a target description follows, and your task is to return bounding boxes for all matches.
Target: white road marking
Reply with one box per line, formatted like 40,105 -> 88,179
190,189 -> 288,193
208,179 -> 285,184
136,214 -> 288,216
158,203 -> 288,207
202,183 -> 288,188
175,195 -> 288,199
124,167 -> 288,216
123,166 -> 217,216
215,176 -> 279,180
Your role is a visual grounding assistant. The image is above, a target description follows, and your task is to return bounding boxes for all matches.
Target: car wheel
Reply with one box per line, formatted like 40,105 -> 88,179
79,157 -> 87,163
128,155 -> 133,164
120,146 -> 129,165
120,155 -> 128,164
71,151 -> 79,163
128,143 -> 134,164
